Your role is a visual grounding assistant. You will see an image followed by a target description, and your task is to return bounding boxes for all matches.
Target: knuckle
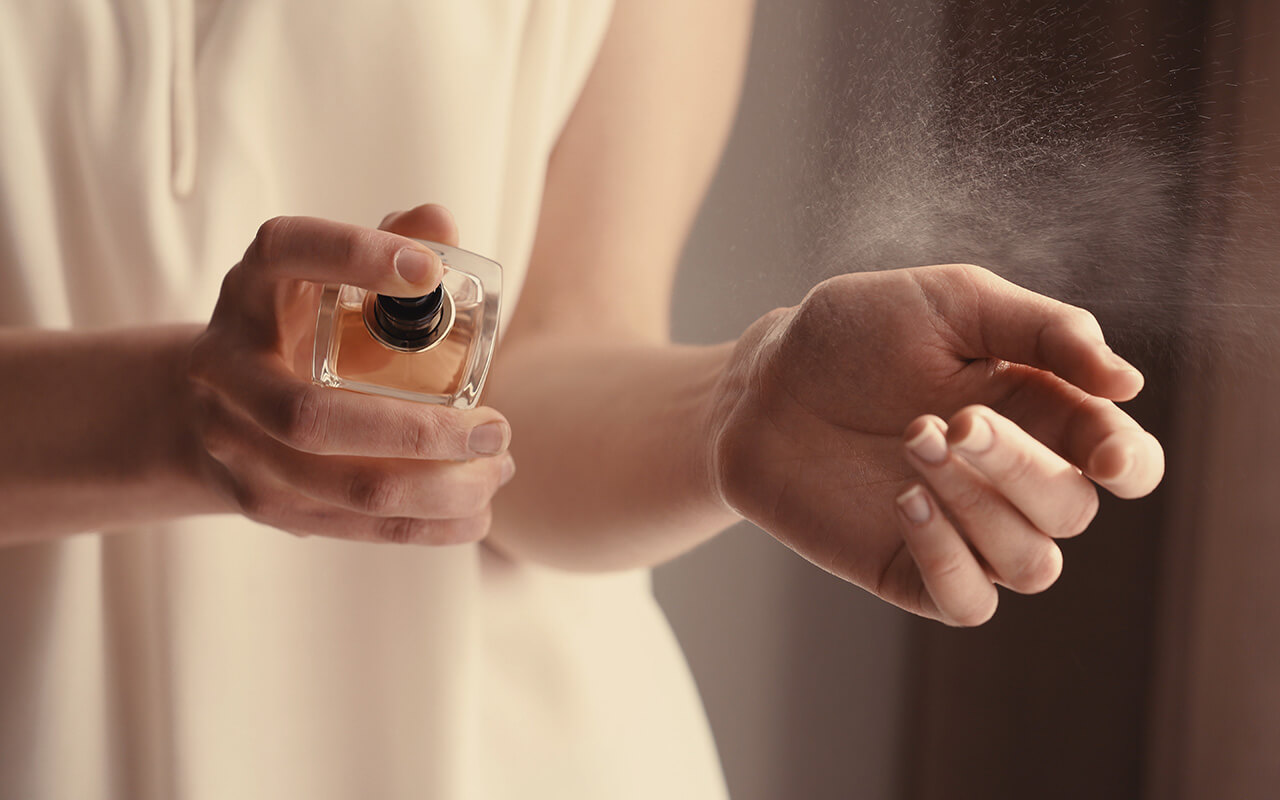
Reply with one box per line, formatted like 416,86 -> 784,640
919,548 -> 971,584
198,406 -> 237,460
788,279 -> 845,339
1067,394 -> 1114,432
246,216 -> 290,266
1065,305 -> 1103,338
949,591 -> 999,627
447,509 -> 493,544
392,511 -> 493,547
341,225 -> 380,266
798,277 -> 845,319
994,444 -> 1037,485
346,470 -> 406,516
712,422 -> 774,518
186,337 -> 218,386
278,386 -> 329,452
950,262 -> 988,279
230,479 -> 274,522
1054,486 -> 1100,538
190,386 -> 240,459
1080,394 -> 1113,416
757,305 -> 794,329
405,412 -> 461,458
403,417 -> 431,458
207,266 -> 253,330
946,480 -> 988,516
452,472 -> 497,517
376,516 -> 428,545
942,263 -> 992,289
806,275 -> 842,299
216,263 -> 244,297
1008,542 -> 1064,594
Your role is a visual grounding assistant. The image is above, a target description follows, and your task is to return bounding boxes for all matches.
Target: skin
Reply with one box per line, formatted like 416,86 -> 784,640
0,0 -> 1164,626
710,265 -> 1162,624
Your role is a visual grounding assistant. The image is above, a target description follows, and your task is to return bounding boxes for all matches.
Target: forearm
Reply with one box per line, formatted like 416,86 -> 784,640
486,335 -> 741,570
0,325 -> 221,544
473,0 -> 752,569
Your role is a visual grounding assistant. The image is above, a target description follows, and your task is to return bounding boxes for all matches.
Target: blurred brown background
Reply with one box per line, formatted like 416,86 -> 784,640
655,1 -> 1280,798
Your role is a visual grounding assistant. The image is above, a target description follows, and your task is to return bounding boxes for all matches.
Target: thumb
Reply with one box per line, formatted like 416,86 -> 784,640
931,264 -> 1145,402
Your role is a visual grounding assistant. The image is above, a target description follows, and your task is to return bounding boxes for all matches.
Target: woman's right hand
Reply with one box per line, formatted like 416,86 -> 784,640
186,208 -> 514,545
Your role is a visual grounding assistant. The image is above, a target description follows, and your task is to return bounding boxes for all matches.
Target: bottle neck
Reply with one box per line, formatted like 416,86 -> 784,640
362,284 -> 456,352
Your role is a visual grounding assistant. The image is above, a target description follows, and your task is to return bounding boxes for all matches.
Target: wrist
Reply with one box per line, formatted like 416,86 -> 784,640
690,340 -> 746,521
704,306 -> 795,519
146,325 -> 228,516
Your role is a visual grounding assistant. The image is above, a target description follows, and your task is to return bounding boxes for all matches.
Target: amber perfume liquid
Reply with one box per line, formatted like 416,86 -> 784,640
312,241 -> 502,409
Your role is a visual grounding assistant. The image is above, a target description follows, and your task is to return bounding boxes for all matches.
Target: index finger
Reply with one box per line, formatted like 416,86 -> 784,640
240,215 -> 445,298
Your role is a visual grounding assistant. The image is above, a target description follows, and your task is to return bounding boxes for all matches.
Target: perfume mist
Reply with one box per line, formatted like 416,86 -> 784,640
312,241 -> 502,408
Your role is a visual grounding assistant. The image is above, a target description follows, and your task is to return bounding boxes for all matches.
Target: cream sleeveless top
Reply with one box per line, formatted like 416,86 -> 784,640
0,2 -> 727,798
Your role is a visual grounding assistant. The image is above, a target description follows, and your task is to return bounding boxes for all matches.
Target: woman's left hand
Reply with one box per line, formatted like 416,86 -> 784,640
709,263 -> 1164,626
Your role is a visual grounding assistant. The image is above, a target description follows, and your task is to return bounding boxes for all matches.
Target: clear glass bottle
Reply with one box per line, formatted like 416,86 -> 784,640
312,241 -> 502,409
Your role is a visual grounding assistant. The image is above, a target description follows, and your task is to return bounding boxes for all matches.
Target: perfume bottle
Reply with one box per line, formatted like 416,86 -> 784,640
312,240 -> 502,408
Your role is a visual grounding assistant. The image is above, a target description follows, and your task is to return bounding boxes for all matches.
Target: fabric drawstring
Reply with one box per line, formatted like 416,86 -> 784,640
170,0 -> 197,197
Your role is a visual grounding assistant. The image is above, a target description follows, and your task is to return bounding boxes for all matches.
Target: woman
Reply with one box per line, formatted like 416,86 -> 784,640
0,0 -> 1163,797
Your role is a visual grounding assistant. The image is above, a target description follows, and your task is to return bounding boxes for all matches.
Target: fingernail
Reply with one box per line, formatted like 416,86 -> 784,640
952,415 -> 994,455
896,485 -> 932,525
395,247 -> 437,284
499,455 -> 517,486
468,421 -> 509,456
905,421 -> 948,464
